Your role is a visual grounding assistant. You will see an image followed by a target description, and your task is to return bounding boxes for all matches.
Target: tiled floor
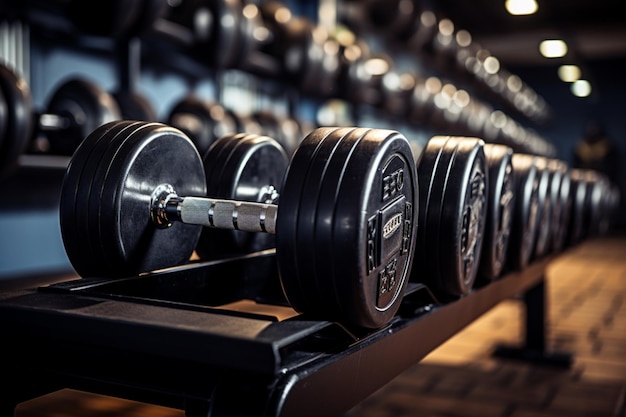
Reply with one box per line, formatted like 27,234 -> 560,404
12,237 -> 626,417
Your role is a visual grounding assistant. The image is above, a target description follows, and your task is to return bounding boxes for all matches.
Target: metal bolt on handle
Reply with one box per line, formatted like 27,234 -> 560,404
151,184 -> 279,234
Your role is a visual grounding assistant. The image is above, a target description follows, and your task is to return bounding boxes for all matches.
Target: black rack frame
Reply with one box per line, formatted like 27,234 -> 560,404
0,250 -> 569,417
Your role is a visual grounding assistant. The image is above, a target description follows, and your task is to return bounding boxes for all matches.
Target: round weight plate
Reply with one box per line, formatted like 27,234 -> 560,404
60,121 -> 206,278
413,136 -> 487,296
277,127 -> 418,329
252,111 -> 282,145
582,171 -> 605,238
202,133 -> 246,199
211,0 -> 243,68
85,122 -> 160,274
196,134 -> 288,259
532,157 -> 552,259
508,154 -> 540,270
0,63 -> 33,178
112,90 -> 157,121
479,144 -> 514,281
547,160 -> 570,253
566,169 -> 588,245
167,96 -> 236,155
99,123 -> 206,276
236,2 -> 263,68
60,120 -> 150,276
46,78 -> 121,156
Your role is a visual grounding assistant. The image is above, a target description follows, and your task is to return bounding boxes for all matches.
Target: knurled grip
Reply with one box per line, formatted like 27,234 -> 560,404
180,197 -> 278,234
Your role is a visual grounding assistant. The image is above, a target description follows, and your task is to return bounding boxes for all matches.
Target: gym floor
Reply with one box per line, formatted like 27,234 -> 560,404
13,236 -> 626,417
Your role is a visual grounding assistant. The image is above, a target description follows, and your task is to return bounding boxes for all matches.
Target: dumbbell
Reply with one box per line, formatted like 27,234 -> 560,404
167,95 -> 238,155
259,2 -> 340,96
478,144 -> 515,281
0,63 -> 32,177
547,159 -> 572,253
165,0 -> 267,69
195,132 -> 289,260
531,156 -> 553,259
507,154 -> 540,270
0,63 -> 121,160
59,121 -> 418,329
412,136 -> 487,297
340,53 -> 393,107
566,169 -> 611,244
566,169 -> 589,245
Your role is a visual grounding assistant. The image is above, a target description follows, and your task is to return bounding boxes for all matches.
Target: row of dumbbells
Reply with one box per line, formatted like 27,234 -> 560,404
3,1 -> 554,156
0,62 -> 309,178
58,119 -> 619,331
338,0 -> 551,125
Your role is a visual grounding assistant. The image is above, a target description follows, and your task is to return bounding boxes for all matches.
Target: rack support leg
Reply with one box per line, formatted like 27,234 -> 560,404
493,277 -> 573,367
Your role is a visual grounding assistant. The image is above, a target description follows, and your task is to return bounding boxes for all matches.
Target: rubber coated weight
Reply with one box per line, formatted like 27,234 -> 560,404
508,154 -> 540,270
196,134 -> 289,259
167,96 -> 237,155
60,121 -> 206,278
547,160 -> 571,253
213,0 -> 243,68
412,136 -> 487,296
62,121 -> 146,276
0,63 -> 32,177
112,90 -> 157,121
46,78 -> 121,155
478,144 -> 514,281
566,169 -> 588,245
277,127 -> 418,328
581,171 -> 606,238
532,157 -> 552,259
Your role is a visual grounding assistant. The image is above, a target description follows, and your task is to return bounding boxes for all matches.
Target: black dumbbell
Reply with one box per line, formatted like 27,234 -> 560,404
546,159 -> 571,253
39,78 -> 121,155
195,132 -> 289,260
0,63 -> 121,161
478,144 -> 515,281
531,156 -> 553,259
167,95 -> 238,155
412,136 -> 487,297
259,2 -> 339,96
59,121 -> 418,329
507,154 -> 540,270
0,63 -> 32,178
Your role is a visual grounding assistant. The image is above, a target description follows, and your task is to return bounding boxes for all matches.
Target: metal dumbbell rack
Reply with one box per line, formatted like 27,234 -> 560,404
0,1 -> 575,416
0,249 -> 569,417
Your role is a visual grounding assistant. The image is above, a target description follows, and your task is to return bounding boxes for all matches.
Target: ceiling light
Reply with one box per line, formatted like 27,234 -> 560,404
505,0 -> 538,15
558,65 -> 581,82
363,58 -> 390,76
539,39 -> 568,58
571,80 -> 591,97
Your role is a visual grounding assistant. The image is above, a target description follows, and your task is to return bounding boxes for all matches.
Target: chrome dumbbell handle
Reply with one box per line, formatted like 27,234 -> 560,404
151,184 -> 278,234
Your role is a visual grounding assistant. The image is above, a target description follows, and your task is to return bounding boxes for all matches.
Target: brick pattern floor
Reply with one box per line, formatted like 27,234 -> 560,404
12,237 -> 626,417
